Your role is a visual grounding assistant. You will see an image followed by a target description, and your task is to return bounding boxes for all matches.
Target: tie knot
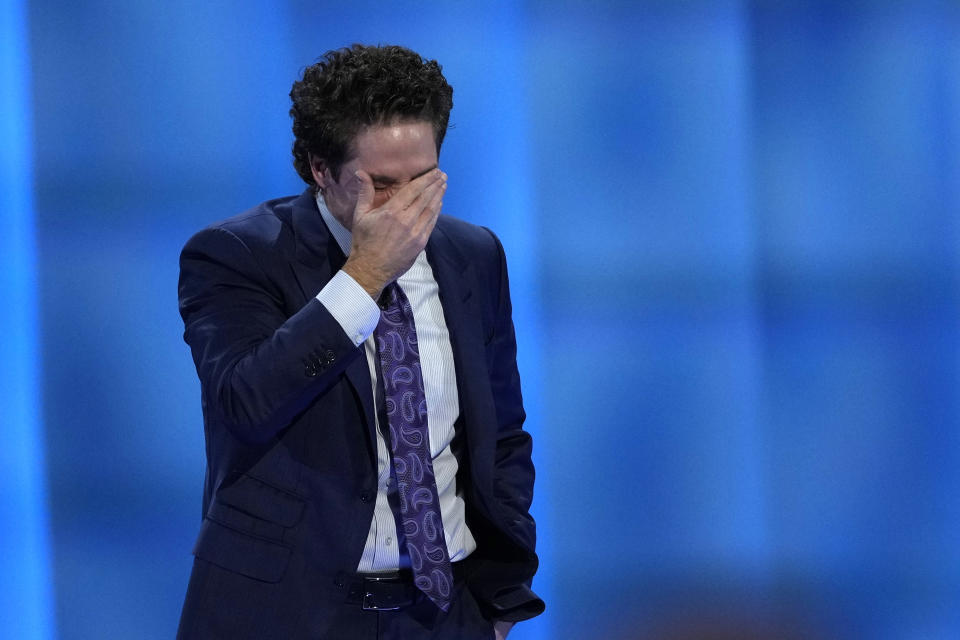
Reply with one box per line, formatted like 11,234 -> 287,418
378,283 -> 400,311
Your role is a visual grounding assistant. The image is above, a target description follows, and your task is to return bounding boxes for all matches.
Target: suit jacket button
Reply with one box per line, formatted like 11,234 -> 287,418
360,491 -> 373,503
304,363 -> 318,377
323,349 -> 336,365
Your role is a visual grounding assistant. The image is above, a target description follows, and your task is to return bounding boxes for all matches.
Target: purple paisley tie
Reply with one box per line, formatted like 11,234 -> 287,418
374,282 -> 454,611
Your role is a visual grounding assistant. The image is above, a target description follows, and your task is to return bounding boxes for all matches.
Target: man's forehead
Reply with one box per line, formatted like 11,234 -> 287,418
348,120 -> 438,182
352,120 -> 436,148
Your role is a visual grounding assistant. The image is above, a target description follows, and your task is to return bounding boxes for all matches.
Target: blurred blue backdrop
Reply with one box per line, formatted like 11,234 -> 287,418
3,1 -> 960,638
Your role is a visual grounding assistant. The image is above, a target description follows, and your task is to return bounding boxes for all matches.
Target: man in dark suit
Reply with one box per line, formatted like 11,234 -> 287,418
176,44 -> 543,639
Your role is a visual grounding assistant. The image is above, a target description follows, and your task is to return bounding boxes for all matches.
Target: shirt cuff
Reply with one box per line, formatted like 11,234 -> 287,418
316,270 -> 381,346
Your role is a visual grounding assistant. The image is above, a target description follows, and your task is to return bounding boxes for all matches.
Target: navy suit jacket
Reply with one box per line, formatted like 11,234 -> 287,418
176,190 -> 542,637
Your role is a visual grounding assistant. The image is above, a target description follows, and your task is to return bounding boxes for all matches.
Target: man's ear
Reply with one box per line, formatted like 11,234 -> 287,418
308,153 -> 329,190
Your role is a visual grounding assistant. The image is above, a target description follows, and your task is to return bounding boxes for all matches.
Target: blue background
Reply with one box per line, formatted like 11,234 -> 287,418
3,1 -> 960,638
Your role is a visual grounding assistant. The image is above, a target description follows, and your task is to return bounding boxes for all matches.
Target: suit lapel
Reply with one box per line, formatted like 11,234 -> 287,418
425,223 -> 472,338
288,191 -> 377,455
426,222 -> 495,499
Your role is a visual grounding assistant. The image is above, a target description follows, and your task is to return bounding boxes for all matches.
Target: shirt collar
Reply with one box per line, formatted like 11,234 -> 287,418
315,191 -> 352,256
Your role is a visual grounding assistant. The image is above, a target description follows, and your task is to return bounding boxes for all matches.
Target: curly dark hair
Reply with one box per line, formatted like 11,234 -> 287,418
289,44 -> 454,187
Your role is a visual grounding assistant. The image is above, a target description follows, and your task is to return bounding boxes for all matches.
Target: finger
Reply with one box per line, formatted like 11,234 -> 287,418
415,181 -> 445,237
353,169 -> 375,216
403,173 -> 446,221
386,168 -> 443,212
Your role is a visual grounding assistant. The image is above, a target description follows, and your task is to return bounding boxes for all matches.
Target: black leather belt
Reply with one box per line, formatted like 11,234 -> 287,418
345,563 -> 466,611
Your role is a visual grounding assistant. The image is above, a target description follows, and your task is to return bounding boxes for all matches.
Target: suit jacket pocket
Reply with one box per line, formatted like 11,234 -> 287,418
214,473 -> 306,528
192,517 -> 291,583
206,500 -> 289,542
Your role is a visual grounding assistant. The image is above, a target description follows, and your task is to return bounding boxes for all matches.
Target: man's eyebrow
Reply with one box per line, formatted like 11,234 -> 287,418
369,164 -> 438,185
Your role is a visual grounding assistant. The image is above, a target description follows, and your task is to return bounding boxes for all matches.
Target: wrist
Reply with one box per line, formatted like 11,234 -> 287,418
342,257 -> 388,300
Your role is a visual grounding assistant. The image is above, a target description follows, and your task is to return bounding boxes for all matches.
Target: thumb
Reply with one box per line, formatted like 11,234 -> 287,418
353,169 -> 374,216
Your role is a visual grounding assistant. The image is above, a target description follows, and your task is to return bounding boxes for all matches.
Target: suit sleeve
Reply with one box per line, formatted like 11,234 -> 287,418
178,225 -> 363,444
473,228 -> 545,621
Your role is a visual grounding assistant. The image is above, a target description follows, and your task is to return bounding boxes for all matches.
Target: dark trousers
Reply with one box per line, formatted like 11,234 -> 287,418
178,558 -> 495,639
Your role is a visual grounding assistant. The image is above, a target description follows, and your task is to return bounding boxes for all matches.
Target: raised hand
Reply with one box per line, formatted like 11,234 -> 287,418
342,168 -> 446,299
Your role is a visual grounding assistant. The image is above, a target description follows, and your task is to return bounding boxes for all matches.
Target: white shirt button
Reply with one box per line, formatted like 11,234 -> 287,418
385,537 -> 392,545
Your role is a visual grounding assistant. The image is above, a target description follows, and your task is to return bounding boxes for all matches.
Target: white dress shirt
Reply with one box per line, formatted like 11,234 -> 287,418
313,193 -> 477,572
